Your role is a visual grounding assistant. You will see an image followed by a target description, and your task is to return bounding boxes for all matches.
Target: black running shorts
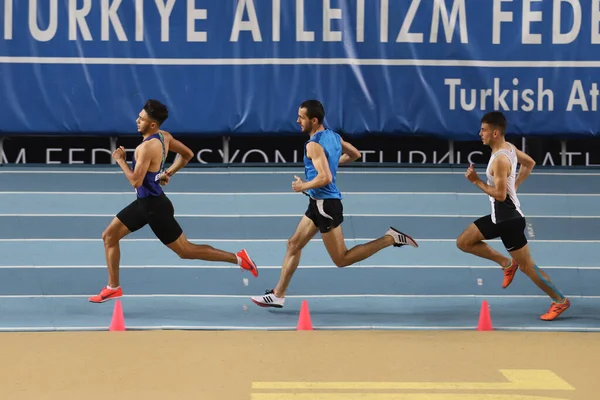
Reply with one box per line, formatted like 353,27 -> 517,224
116,193 -> 183,245
305,198 -> 344,233
473,215 -> 527,252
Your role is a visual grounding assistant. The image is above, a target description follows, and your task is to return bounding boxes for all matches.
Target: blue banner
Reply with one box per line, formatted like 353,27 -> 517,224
1,0 -> 599,139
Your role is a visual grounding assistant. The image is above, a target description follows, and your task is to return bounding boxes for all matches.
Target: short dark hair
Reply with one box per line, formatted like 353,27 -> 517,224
481,111 -> 506,135
144,99 -> 169,126
300,100 -> 325,124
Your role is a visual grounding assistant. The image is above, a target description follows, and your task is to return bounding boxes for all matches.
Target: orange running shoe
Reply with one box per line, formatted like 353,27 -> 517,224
502,259 -> 518,289
237,249 -> 258,277
540,298 -> 571,321
88,286 -> 123,303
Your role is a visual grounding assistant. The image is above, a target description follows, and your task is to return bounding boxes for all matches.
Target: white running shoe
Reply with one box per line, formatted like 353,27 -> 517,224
251,289 -> 285,308
385,227 -> 419,248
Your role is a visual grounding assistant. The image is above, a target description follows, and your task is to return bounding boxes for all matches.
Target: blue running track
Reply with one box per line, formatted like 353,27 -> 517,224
0,166 -> 599,332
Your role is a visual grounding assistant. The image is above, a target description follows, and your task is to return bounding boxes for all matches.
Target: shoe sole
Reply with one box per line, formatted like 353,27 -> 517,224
251,298 -> 284,308
89,295 -> 122,303
244,264 -> 259,277
540,304 -> 570,321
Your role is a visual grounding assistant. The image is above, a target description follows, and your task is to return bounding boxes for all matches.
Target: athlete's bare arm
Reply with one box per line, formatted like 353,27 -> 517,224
292,142 -> 332,192
113,140 -> 161,188
162,131 -> 195,177
465,156 -> 511,201
514,148 -> 536,190
339,138 -> 361,165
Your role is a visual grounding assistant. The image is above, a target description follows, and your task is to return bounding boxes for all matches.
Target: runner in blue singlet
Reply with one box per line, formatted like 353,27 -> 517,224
89,99 -> 259,303
251,100 -> 419,309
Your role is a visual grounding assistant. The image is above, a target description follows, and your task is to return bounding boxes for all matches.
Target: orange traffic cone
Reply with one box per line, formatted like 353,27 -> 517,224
296,300 -> 313,331
477,300 -> 493,331
109,300 -> 126,331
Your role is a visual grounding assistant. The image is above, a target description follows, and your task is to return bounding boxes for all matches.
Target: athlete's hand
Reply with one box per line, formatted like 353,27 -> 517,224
292,175 -> 304,192
112,146 -> 126,161
465,163 -> 479,183
159,171 -> 171,186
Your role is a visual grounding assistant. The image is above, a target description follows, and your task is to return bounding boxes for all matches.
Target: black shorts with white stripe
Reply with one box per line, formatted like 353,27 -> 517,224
473,214 -> 527,252
305,198 -> 344,233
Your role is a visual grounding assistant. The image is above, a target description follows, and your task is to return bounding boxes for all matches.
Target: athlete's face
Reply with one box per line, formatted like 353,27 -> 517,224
479,123 -> 498,146
137,110 -> 156,134
297,107 -> 316,134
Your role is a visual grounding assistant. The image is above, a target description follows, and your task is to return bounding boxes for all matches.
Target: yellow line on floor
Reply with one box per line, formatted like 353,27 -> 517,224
251,394 -> 569,400
252,369 -> 574,391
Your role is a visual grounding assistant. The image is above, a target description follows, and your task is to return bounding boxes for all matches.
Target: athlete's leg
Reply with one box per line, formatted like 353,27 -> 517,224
166,232 -> 258,276
90,200 -> 144,303
508,244 -> 570,320
250,209 -> 319,308
273,216 -> 319,298
498,217 -> 569,320
457,217 -> 519,288
150,194 -> 258,275
509,245 -> 564,301
502,218 -> 566,302
167,232 -> 238,263
456,220 -> 511,267
103,201 -> 146,287
102,217 -> 132,288
321,225 -> 394,267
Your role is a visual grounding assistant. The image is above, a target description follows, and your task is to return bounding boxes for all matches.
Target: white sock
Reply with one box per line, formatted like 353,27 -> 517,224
107,285 -> 119,290
236,255 -> 242,266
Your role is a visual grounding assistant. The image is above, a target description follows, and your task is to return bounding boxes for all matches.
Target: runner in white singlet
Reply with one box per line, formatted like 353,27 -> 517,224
456,111 -> 570,321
